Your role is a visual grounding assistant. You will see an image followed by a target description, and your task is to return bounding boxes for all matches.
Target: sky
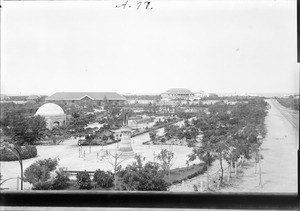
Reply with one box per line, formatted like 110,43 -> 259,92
1,0 -> 298,96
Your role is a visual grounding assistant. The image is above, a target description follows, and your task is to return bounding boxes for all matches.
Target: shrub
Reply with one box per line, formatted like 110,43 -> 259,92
0,145 -> 37,161
52,168 -> 70,190
76,171 -> 92,190
93,169 -> 114,188
24,158 -> 58,190
33,180 -> 53,190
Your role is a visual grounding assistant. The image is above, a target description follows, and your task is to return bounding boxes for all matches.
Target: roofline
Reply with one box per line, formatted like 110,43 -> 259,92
45,98 -> 126,101
80,95 -> 95,100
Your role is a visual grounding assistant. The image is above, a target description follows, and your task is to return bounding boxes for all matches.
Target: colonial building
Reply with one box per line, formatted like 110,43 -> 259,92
161,88 -> 194,100
46,92 -> 126,106
35,103 -> 67,129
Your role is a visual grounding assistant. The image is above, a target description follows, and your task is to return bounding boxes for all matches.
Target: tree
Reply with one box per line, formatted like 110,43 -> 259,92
93,169 -> 114,188
24,158 -> 58,190
2,112 -> 47,145
104,150 -> 132,190
121,156 -> 169,191
156,149 -> 174,177
188,143 -> 214,167
52,167 -> 70,190
76,171 -> 92,190
149,130 -> 158,141
68,113 -> 91,139
46,125 -> 68,145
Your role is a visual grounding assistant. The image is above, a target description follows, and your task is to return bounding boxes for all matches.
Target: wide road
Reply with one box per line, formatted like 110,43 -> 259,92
219,99 -> 298,193
271,99 -> 299,132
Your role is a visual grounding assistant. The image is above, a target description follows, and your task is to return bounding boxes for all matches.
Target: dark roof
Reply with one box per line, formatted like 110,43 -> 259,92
46,92 -> 126,101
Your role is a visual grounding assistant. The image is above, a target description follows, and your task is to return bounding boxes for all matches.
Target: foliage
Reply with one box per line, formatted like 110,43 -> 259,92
68,113 -> 96,138
121,156 -> 169,191
1,111 -> 47,145
276,97 -> 299,111
0,144 -> 37,161
189,98 -> 268,183
93,169 -> 114,188
76,171 -> 92,190
51,168 -> 70,190
149,130 -> 158,141
156,149 -> 174,176
45,125 -> 69,145
24,158 -> 58,190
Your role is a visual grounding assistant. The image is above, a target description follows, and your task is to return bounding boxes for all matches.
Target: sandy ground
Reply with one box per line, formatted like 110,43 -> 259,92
0,119 -> 199,190
170,99 -> 299,193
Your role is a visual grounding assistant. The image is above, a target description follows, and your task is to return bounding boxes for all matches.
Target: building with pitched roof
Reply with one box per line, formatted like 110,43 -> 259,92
46,92 -> 126,105
161,88 -> 194,100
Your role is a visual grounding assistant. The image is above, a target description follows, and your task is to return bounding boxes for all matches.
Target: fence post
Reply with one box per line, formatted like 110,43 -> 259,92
255,162 -> 257,174
200,176 -> 203,192
84,150 -> 86,160
207,173 -> 209,190
97,152 -> 99,162
259,162 -> 262,186
235,162 -> 237,177
230,160 -> 232,178
79,148 -> 81,158
217,170 -> 220,190
227,166 -> 230,182
17,176 -> 19,190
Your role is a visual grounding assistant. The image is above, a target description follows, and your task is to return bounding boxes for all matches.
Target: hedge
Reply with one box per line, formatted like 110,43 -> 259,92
171,164 -> 208,185
0,145 -> 37,161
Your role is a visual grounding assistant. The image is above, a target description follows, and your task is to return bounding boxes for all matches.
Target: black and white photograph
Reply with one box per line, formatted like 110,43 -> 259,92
0,0 -> 298,209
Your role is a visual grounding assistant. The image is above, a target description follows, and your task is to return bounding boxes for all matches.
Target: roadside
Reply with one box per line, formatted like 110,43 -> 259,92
169,99 -> 298,193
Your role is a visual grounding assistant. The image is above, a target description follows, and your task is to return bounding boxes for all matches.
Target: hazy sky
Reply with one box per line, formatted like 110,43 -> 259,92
1,0 -> 298,95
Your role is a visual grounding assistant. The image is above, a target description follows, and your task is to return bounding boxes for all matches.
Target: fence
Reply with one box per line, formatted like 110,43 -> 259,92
183,159 -> 245,192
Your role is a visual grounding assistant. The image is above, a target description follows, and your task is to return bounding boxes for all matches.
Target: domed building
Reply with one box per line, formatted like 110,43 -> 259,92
161,88 -> 194,100
35,103 -> 66,129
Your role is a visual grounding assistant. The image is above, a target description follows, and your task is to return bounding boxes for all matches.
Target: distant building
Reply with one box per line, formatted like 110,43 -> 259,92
35,103 -> 67,129
127,99 -> 156,105
161,88 -> 194,100
0,94 -> 10,101
46,92 -> 126,106
193,91 -> 209,99
26,95 -> 41,102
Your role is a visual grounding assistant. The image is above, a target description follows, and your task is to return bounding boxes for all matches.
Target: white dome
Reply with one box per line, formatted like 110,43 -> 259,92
36,103 -> 65,116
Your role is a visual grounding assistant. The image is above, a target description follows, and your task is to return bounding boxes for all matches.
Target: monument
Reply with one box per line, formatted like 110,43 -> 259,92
118,108 -> 135,157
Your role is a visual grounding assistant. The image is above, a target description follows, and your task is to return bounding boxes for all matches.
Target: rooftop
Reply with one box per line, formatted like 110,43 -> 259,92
165,88 -> 193,94
46,92 -> 126,101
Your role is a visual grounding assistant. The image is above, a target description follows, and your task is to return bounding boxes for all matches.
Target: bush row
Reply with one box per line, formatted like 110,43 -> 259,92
0,145 -> 37,161
171,164 -> 208,185
76,169 -> 114,190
